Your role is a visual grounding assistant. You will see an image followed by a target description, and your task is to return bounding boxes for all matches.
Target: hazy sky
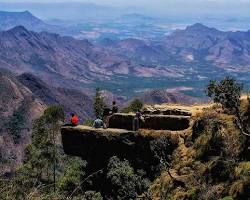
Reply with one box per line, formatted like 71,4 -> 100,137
0,0 -> 250,19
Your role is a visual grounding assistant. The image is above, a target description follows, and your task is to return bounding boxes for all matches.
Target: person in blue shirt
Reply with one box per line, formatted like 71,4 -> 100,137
92,116 -> 104,128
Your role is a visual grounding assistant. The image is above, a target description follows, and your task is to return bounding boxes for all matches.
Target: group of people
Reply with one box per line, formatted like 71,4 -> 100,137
65,101 -> 119,128
65,101 -> 143,131
92,101 -> 118,129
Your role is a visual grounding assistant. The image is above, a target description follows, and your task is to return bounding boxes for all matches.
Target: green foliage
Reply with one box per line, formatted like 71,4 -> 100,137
93,88 -> 106,118
206,77 -> 243,114
122,98 -> 143,113
107,156 -> 144,200
83,191 -> 103,200
57,157 -> 87,194
84,118 -> 94,127
8,108 -> 26,143
150,136 -> 175,170
220,197 -> 233,200
194,119 -> 224,160
43,105 -> 65,124
14,105 -> 65,195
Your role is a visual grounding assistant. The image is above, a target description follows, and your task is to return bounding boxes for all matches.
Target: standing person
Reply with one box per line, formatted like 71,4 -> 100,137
133,110 -> 142,131
112,101 -> 118,114
103,107 -> 111,129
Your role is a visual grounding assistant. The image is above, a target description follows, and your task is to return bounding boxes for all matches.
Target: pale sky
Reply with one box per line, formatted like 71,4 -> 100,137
0,0 -> 250,19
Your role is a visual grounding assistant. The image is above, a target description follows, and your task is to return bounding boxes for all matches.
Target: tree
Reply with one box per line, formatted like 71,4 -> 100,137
44,106 -> 65,191
206,77 -> 243,114
8,108 -> 26,143
93,88 -> 106,118
122,98 -> 143,113
57,157 -> 87,195
107,156 -> 138,200
206,77 -> 250,137
16,105 -> 65,194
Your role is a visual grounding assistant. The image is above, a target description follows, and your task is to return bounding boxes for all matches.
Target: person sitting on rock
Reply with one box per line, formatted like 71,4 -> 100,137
92,116 -> 104,128
64,113 -> 79,127
112,101 -> 118,114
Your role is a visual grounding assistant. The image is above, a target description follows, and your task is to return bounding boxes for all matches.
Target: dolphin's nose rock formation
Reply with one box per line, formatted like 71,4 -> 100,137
61,125 -> 179,175
61,109 -> 191,174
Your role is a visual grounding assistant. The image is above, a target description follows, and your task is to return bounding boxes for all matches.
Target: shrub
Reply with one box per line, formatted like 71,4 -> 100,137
57,157 -> 87,194
122,98 -> 143,113
84,118 -> 94,127
8,108 -> 26,143
83,191 -> 103,200
193,119 -> 224,160
107,156 -> 139,200
206,77 -> 242,114
93,88 -> 106,118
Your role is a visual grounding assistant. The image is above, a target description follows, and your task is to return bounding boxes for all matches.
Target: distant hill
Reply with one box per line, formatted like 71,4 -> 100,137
0,26 -> 181,90
141,89 -> 198,105
1,24 -> 250,98
104,23 -> 250,72
0,10 -> 65,34
0,70 -> 93,174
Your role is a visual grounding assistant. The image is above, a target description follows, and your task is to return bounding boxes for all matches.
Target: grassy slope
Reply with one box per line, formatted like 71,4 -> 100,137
148,100 -> 250,200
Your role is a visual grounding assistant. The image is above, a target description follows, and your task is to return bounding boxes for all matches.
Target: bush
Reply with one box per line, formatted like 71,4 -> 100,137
8,109 -> 26,143
84,118 -> 94,127
122,98 -> 143,113
193,119 -> 224,160
57,157 -> 87,194
83,191 -> 103,200
206,77 -> 243,114
107,156 -> 142,200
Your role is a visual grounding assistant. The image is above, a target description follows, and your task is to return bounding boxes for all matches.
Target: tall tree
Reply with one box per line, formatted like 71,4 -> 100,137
93,88 -> 106,118
16,105 -> 65,194
206,77 -> 250,136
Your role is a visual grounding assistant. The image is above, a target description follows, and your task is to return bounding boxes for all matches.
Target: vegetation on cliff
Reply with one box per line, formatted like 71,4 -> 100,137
0,77 -> 249,199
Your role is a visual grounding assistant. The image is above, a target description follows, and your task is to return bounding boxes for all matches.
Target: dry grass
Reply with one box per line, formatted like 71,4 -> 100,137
144,103 -> 215,117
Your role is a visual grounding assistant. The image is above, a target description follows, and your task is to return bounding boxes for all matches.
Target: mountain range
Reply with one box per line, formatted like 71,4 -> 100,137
1,22 -> 250,97
0,11 -> 66,34
104,23 -> 250,71
0,25 -> 183,90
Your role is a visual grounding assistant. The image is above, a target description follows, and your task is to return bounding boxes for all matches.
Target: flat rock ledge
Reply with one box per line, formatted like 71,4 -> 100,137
61,125 -> 178,175
109,113 -> 190,131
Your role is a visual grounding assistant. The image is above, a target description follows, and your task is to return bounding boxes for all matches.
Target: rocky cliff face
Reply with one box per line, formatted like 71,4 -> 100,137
61,126 -> 179,177
0,70 -> 45,174
0,71 -> 93,175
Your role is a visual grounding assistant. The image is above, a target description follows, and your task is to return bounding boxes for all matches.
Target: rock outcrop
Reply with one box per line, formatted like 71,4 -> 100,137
142,107 -> 192,116
61,125 -> 178,176
109,113 -> 190,131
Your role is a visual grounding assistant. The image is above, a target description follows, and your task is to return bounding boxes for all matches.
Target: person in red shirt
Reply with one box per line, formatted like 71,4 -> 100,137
63,113 -> 79,127
70,113 -> 79,126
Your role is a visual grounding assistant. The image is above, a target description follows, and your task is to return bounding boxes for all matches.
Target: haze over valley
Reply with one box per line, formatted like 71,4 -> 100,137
1,9 -> 250,99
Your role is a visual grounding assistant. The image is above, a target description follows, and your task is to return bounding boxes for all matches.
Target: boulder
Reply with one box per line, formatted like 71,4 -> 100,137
109,113 -> 190,131
142,107 -> 192,116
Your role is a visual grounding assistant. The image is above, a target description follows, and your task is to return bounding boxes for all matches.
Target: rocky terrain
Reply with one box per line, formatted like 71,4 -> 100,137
0,26 -> 180,91
142,89 -> 199,105
0,70 -> 93,174
0,70 -> 45,173
61,100 -> 250,199
104,23 -> 250,72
